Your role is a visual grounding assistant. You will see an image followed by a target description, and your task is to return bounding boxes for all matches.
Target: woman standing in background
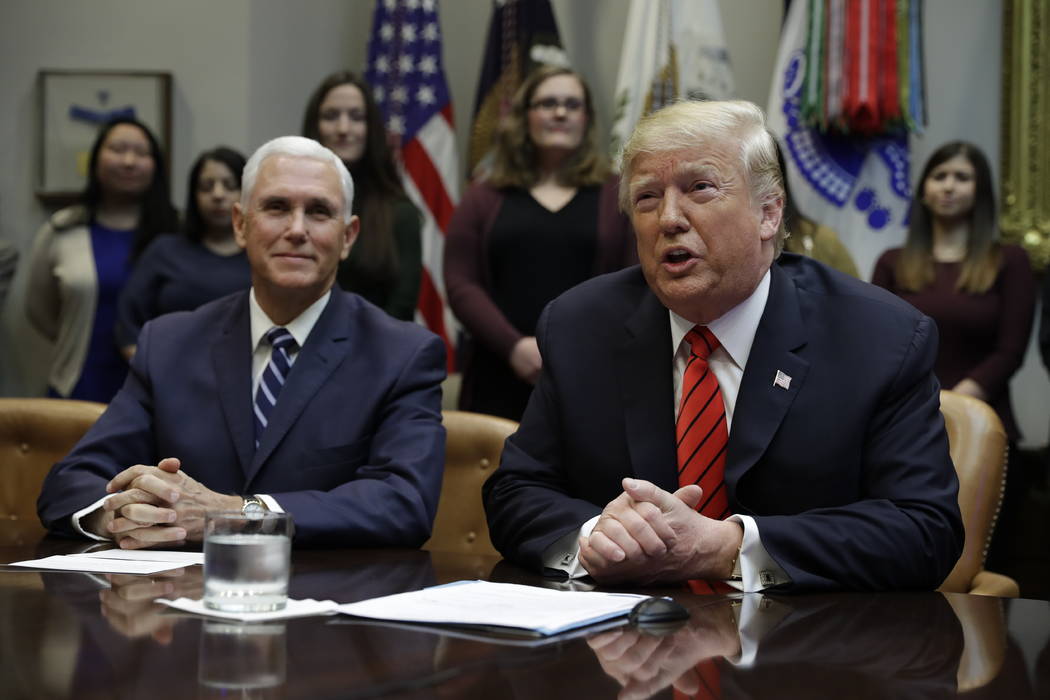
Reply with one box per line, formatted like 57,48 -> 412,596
116,146 -> 250,358
27,117 -> 178,402
872,141 -> 1035,443
444,65 -> 635,421
302,71 -> 422,321
872,141 -> 1036,568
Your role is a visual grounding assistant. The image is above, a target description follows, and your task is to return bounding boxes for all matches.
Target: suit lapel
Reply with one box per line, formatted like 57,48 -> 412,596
726,264 -> 809,508
213,294 -> 256,478
618,289 -> 679,490
246,291 -> 351,485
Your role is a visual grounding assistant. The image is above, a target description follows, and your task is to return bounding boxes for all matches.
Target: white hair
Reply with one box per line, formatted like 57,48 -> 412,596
241,136 -> 355,223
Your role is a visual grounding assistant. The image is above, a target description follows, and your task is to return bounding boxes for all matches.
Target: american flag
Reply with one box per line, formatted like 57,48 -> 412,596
366,0 -> 459,369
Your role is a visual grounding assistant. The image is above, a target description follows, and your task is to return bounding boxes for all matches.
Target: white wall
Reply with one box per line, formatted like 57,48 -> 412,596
1,0 -> 1046,447
911,0 -> 1002,196
244,0 -> 369,149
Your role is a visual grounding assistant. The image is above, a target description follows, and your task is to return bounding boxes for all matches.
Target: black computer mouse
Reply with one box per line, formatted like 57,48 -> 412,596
628,596 -> 691,625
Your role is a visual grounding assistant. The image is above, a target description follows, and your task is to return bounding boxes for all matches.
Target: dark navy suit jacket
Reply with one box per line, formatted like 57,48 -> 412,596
38,288 -> 446,547
484,254 -> 963,591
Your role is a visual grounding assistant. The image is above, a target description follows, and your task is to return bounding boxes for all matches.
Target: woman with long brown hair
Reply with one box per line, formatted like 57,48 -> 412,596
444,65 -> 635,420
302,71 -> 422,321
873,141 -> 1035,442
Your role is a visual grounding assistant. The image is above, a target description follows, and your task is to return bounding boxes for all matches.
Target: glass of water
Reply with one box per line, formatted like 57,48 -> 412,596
203,511 -> 292,612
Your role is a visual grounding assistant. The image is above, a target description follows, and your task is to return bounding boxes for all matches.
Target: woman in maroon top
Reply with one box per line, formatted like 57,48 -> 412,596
873,142 -> 1035,443
444,66 -> 635,421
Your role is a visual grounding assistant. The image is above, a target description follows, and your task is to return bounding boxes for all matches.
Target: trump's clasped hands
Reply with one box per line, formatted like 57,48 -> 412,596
578,478 -> 744,585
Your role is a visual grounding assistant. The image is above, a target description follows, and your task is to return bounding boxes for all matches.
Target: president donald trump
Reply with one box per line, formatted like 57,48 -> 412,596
39,136 -> 446,549
483,100 -> 963,592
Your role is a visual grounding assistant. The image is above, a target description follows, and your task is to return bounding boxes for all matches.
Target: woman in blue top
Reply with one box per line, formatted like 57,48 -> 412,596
116,146 -> 250,358
27,117 -> 178,402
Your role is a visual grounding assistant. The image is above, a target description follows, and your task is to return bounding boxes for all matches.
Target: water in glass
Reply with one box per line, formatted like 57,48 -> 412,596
204,533 -> 290,612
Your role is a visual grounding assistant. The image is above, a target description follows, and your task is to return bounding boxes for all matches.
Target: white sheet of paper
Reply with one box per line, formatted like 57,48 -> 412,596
335,580 -> 648,636
78,549 -> 204,565
158,597 -> 340,622
7,555 -> 189,575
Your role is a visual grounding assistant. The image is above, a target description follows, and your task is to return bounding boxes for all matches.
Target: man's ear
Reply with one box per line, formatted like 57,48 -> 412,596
232,202 -> 248,249
759,195 -> 783,243
341,215 -> 361,260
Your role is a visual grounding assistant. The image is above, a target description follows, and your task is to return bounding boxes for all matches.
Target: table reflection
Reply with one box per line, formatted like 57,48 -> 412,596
587,595 -> 742,700
198,621 -> 286,698
589,592 -> 972,699
1,532 -> 1046,699
37,549 -> 440,698
100,568 -> 203,643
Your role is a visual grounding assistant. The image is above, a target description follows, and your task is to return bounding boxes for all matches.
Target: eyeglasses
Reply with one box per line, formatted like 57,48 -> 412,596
528,97 -> 585,113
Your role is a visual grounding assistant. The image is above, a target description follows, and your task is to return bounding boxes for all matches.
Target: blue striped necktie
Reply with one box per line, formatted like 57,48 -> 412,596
254,327 -> 298,447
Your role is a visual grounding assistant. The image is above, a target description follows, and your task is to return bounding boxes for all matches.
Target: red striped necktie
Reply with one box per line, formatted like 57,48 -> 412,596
676,326 -> 730,520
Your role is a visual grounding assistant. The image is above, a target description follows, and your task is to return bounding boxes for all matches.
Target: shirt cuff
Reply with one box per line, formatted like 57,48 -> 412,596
725,514 -> 790,592
542,515 -> 599,578
72,495 -> 115,541
256,494 -> 283,513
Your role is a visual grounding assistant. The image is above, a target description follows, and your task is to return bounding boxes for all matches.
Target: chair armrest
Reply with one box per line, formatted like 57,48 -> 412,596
968,570 -> 1020,598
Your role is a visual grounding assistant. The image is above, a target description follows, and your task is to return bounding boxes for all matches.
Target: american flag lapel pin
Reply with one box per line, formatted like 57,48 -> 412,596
773,370 -> 792,390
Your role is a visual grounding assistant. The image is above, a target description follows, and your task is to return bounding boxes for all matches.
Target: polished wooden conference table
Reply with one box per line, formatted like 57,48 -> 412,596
1,521 -> 1047,699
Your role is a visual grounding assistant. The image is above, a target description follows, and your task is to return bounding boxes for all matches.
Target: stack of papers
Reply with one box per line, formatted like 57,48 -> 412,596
336,580 -> 649,637
156,581 -> 646,636
7,549 -> 202,575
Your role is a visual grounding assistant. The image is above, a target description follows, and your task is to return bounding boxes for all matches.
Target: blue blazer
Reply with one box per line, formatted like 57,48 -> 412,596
38,288 -> 447,547
484,254 -> 964,591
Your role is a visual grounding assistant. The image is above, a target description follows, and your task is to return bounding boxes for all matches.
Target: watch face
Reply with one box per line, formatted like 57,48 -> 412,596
242,500 -> 265,518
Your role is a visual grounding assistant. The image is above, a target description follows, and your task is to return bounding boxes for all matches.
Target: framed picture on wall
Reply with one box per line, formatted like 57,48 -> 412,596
36,69 -> 172,206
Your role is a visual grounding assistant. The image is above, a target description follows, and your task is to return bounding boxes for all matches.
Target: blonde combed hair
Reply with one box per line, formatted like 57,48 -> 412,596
618,100 -> 787,254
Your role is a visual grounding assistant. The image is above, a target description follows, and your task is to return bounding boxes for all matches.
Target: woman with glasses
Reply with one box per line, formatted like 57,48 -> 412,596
27,117 -> 178,402
445,65 -> 635,420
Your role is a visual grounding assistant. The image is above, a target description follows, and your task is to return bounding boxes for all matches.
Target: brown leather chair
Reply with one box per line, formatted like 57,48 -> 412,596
937,390 -> 1019,597
423,410 -> 517,557
0,398 -> 106,536
0,399 -> 105,692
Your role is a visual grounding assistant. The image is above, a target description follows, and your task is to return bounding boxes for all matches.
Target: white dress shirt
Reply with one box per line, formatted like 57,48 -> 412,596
543,271 -> 790,591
